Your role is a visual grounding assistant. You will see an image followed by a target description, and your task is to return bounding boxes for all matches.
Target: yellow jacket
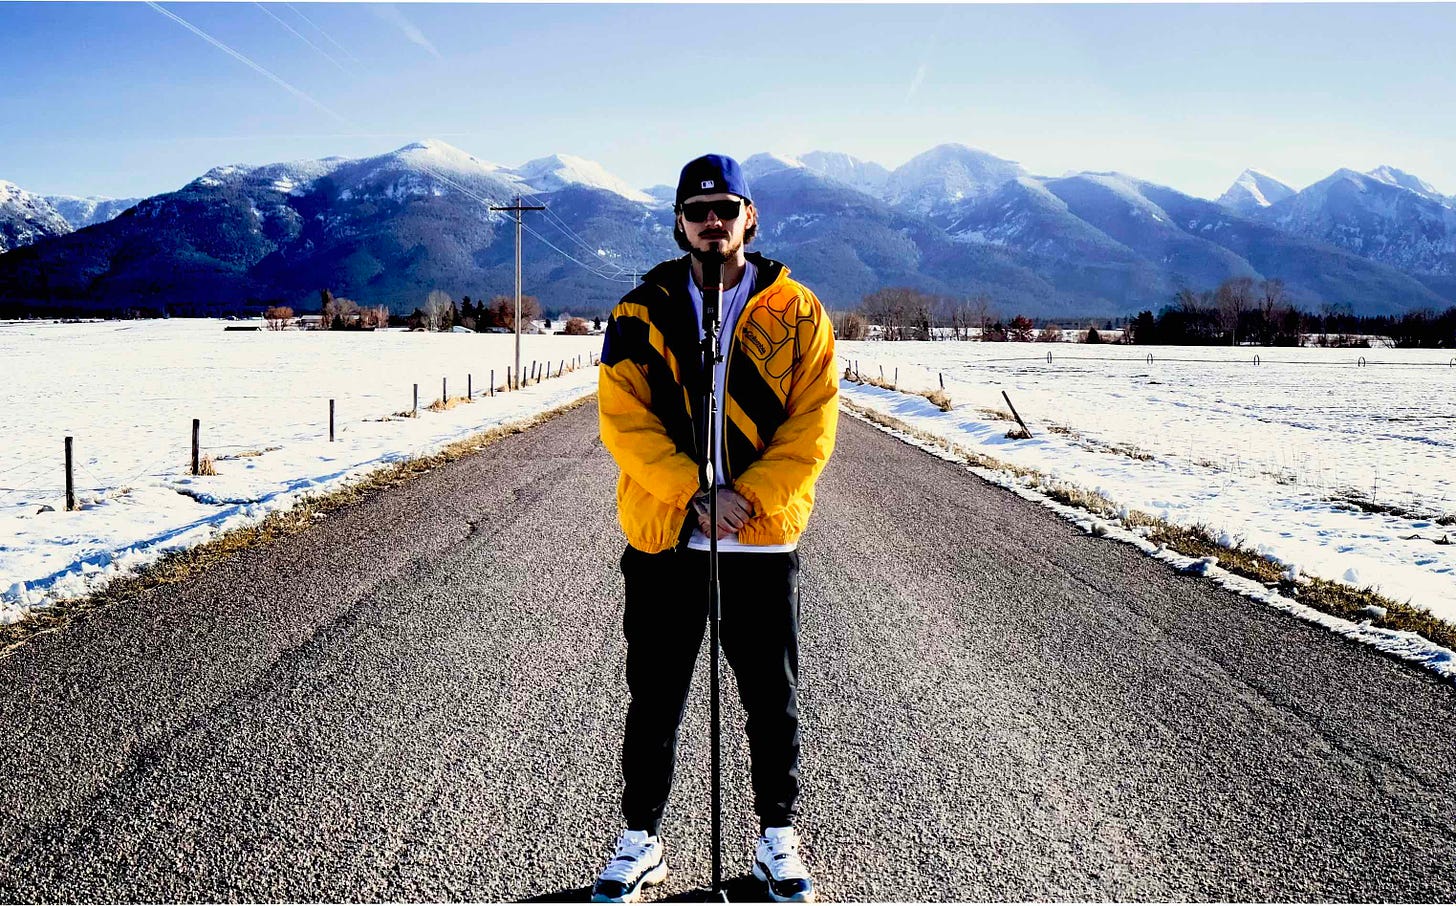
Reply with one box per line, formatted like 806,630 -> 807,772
598,253 -> 839,553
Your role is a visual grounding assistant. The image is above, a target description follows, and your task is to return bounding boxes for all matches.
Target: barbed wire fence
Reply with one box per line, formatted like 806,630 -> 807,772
838,349 -> 1456,521
1,351 -> 599,515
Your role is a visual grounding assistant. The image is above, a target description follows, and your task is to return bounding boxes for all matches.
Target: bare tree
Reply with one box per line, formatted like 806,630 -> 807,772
1216,276 -> 1255,345
361,304 -> 390,329
1037,323 -> 1062,343
860,287 -> 941,341
833,310 -> 869,340
333,296 -> 360,328
1260,278 -> 1287,321
423,290 -> 452,332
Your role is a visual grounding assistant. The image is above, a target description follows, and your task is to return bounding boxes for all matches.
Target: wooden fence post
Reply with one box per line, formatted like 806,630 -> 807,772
491,369 -> 495,396
468,374 -> 473,400
329,399 -> 335,442
443,377 -> 448,404
1002,390 -> 1032,438
192,418 -> 200,475
413,383 -> 419,415
65,436 -> 75,512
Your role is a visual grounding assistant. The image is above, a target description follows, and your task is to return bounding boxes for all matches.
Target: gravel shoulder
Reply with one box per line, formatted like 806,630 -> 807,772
1,400 -> 1453,902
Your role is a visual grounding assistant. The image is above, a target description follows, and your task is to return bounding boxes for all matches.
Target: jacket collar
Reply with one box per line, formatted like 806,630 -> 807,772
640,252 -> 790,299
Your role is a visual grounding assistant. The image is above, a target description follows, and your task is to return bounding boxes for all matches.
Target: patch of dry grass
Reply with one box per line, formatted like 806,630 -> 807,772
843,369 -> 953,411
842,398 -> 1456,658
1332,493 -> 1456,527
196,455 -> 218,476
0,395 -> 596,660
426,394 -> 473,413
217,446 -> 281,462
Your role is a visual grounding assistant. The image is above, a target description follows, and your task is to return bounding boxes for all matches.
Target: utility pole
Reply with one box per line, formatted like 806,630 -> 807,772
490,196 -> 545,385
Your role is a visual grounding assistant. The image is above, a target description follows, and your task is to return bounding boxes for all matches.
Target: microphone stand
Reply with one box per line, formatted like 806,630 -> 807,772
697,257 -> 730,903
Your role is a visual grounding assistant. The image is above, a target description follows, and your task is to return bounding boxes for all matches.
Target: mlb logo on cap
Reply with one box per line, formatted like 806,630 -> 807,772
701,180 -> 715,189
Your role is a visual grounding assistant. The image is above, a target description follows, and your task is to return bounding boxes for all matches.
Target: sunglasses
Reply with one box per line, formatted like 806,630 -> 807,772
680,199 -> 745,223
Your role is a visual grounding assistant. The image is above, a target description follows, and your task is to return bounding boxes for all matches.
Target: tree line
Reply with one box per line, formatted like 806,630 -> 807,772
834,287 -> 1115,343
263,289 -> 601,335
1126,277 -> 1456,348
831,281 -> 1456,348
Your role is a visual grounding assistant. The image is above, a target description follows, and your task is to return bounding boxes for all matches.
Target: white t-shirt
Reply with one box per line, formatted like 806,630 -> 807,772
686,262 -> 795,554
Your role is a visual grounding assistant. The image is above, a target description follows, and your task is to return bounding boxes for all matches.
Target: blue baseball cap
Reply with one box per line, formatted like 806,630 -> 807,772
675,154 -> 752,207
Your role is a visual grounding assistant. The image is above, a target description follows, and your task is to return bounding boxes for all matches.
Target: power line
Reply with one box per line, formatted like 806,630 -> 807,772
409,161 -> 634,283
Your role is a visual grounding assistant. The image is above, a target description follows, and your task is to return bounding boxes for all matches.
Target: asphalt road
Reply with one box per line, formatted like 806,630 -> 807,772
2,399 -> 1454,903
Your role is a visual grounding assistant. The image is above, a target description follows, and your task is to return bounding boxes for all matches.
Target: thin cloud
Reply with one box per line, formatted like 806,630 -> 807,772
145,1 -> 348,123
374,4 -> 442,60
906,63 -> 929,103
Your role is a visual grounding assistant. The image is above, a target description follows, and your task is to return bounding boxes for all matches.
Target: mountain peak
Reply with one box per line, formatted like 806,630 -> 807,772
0,179 -> 72,253
389,139 -> 504,173
512,153 -> 651,203
1366,165 -> 1444,200
1217,168 -> 1295,213
742,153 -> 804,181
797,151 -> 890,195
885,143 -> 1025,213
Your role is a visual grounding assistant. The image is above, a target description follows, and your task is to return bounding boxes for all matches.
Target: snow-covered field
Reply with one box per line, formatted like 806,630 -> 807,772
1,318 -> 601,623
6,321 -> 1454,651
838,340 -> 1456,626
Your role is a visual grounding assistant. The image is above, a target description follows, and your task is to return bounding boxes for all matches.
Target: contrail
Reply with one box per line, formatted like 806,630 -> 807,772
374,4 -> 442,60
254,2 -> 352,75
905,7 -> 952,104
146,1 -> 348,123
284,2 -> 365,67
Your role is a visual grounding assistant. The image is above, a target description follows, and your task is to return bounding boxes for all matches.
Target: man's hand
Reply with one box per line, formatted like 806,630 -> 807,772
692,488 -> 755,539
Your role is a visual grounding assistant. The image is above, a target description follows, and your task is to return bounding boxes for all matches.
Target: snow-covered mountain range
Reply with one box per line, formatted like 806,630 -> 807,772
0,181 -> 72,253
1248,167 -> 1456,279
1,181 -> 141,252
2,139 -> 1453,317
44,194 -> 143,229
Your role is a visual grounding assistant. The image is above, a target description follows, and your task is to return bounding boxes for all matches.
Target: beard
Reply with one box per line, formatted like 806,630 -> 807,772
689,230 -> 741,266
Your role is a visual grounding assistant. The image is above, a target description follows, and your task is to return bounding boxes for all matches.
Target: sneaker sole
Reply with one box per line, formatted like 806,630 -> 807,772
592,858 -> 669,903
752,860 -> 816,903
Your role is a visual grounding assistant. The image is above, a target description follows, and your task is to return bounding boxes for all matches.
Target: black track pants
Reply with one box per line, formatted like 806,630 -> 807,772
619,544 -> 801,836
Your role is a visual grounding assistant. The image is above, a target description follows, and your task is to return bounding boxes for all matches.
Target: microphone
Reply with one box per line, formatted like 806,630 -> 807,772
701,257 -> 723,339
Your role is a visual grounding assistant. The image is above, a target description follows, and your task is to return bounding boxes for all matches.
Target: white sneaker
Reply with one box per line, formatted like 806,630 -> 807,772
591,829 -> 669,903
753,825 -> 816,903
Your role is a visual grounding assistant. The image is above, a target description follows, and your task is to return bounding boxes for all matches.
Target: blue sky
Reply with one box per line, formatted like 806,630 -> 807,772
3,2 -> 1454,201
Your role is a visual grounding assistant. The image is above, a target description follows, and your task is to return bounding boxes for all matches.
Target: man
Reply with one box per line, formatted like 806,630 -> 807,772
592,154 -> 838,904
